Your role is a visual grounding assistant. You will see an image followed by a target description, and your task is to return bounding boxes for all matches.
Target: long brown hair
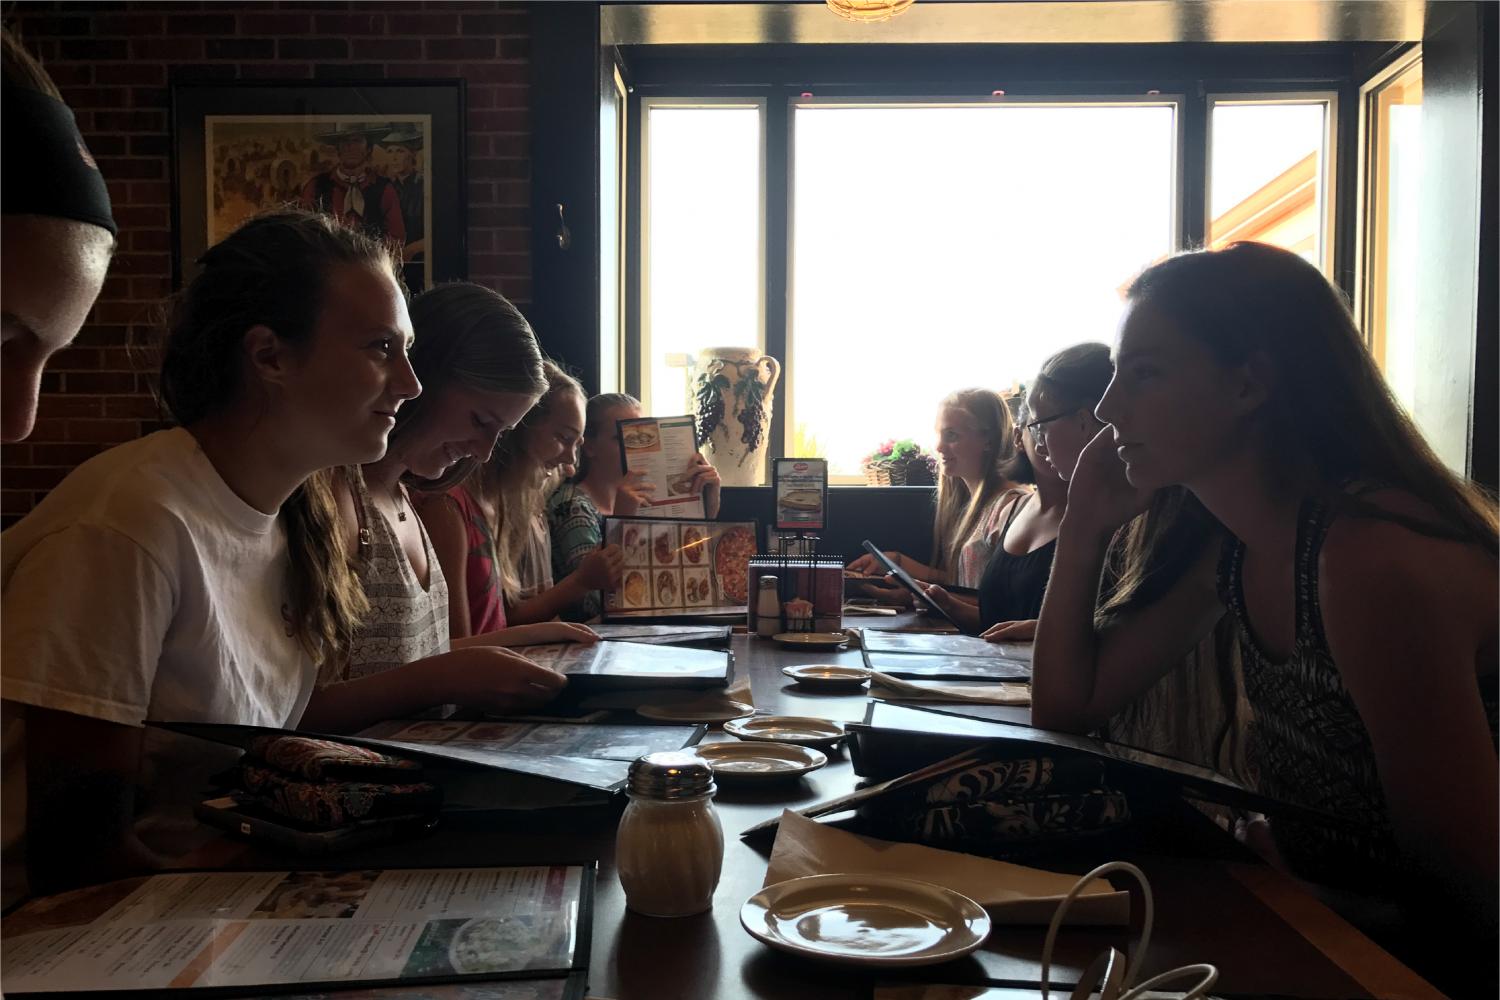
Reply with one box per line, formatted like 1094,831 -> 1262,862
472,360 -> 585,600
158,209 -> 399,661
1101,241 -> 1498,619
931,387 -> 1021,576
399,282 -> 549,492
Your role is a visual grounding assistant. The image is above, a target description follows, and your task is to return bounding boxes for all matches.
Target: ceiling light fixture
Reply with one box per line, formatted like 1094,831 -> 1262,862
825,0 -> 916,24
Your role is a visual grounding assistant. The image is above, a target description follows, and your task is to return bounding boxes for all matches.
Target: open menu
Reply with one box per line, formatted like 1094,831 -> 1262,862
359,719 -> 704,762
861,628 -> 1034,663
159,721 -> 636,795
589,623 -> 733,646
1,865 -> 594,995
618,415 -> 705,519
862,651 -> 1031,681
513,639 -> 731,690
602,517 -> 758,619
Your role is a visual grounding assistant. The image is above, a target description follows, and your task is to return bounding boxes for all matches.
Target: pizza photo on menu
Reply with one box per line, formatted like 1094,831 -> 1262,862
621,424 -> 660,451
713,524 -> 756,605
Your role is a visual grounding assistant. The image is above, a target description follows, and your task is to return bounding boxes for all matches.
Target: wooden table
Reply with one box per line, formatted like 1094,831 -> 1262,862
192,619 -> 1445,1000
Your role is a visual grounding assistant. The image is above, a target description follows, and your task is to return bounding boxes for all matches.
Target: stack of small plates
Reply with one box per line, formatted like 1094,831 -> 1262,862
691,741 -> 827,784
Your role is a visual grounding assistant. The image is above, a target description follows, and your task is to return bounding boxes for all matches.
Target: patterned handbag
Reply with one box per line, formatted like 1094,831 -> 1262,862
857,749 -> 1132,855
232,735 -> 442,830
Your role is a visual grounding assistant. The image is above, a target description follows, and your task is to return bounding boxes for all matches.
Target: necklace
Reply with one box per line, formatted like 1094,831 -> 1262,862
394,484 -> 409,522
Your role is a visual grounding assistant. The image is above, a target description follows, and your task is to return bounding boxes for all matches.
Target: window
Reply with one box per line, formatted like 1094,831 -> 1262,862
1208,95 -> 1337,274
629,83 -> 1347,483
640,100 -> 764,417
789,100 -> 1176,477
1359,52 -> 1423,416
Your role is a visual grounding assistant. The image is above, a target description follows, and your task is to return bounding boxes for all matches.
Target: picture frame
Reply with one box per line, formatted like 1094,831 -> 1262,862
170,80 -> 467,293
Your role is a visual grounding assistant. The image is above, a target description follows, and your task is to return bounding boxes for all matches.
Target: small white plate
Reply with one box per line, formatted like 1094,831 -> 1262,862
723,715 -> 846,749
773,632 -> 850,649
741,873 -> 991,967
782,664 -> 872,691
692,741 -> 828,783
636,700 -> 755,724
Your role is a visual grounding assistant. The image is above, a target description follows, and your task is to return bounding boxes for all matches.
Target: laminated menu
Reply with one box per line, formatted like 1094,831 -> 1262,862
358,719 -> 705,762
618,415 -> 706,519
2,865 -> 594,995
859,628 -> 1031,681
603,517 -> 758,619
512,639 -> 731,690
589,623 -> 733,646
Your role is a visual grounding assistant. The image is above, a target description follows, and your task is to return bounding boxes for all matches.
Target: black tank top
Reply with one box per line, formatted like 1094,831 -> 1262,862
976,493 -> 1056,633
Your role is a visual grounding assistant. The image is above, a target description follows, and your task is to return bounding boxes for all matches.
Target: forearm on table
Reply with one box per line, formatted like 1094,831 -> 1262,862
299,661 -> 459,733
1030,519 -> 1114,730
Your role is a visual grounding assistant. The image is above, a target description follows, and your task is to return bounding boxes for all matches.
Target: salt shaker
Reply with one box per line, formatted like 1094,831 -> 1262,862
616,751 -> 724,917
755,574 -> 782,637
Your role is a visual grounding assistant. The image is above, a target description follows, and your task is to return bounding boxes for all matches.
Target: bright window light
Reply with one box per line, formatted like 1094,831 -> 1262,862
642,104 -> 762,416
789,103 -> 1176,476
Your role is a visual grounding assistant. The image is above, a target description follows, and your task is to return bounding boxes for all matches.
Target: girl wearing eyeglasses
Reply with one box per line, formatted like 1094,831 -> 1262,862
1033,242 -> 1497,947
924,345 -> 1110,638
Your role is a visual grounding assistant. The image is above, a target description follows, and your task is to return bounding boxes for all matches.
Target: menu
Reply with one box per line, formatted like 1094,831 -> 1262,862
862,651 -> 1031,681
1,865 -> 593,995
359,719 -> 703,761
618,415 -> 705,519
860,629 -> 1034,663
516,639 -> 731,690
773,458 -> 828,532
589,623 -> 733,646
602,517 -> 758,619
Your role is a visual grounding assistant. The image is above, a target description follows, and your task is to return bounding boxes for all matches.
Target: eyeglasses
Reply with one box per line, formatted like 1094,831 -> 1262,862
1023,408 -> 1080,439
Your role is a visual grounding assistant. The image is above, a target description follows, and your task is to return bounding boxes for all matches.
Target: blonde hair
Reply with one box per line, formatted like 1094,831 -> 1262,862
930,388 -> 1020,576
473,360 -> 585,601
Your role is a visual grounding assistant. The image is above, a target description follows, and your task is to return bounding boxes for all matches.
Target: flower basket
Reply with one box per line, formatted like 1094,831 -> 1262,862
861,440 -> 937,487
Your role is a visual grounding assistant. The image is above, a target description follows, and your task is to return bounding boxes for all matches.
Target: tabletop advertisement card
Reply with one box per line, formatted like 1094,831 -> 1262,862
2,864 -> 594,996
772,458 -> 828,533
602,517 -> 757,620
617,415 -> 705,519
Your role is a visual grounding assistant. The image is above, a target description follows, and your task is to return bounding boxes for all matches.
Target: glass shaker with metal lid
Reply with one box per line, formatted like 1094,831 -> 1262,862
616,751 -> 724,917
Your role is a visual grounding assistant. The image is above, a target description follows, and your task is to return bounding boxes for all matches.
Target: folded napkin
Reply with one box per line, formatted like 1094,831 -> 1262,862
764,810 -> 1127,926
870,671 -> 1031,706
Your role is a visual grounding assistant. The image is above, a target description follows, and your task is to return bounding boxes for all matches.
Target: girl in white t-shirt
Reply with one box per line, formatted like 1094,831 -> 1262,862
0,211 -> 557,895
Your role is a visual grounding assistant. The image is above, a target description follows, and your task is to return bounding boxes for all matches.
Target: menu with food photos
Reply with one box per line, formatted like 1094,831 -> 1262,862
1,865 -> 594,996
617,415 -> 705,519
773,457 -> 828,532
602,516 -> 758,620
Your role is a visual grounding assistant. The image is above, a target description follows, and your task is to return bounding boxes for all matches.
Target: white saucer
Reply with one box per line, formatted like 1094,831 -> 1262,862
741,873 -> 991,967
782,664 -> 873,691
692,741 -> 828,783
772,632 -> 851,650
635,700 -> 755,724
723,715 -> 846,749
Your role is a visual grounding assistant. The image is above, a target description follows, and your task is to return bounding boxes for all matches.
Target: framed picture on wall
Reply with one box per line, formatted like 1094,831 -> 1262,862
170,80 -> 466,292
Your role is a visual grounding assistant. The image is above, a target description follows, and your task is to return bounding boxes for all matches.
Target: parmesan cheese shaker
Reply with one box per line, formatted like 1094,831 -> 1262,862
616,751 -> 724,917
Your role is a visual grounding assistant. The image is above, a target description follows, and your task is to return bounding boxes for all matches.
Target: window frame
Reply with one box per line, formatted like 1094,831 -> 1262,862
1354,46 -> 1423,365
1204,90 -> 1341,278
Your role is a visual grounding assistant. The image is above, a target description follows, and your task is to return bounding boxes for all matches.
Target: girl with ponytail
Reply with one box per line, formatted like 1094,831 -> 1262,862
3,209 -> 414,893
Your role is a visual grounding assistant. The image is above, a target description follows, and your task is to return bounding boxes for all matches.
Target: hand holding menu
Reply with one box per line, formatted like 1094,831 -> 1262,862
619,415 -> 705,519
860,540 -> 959,628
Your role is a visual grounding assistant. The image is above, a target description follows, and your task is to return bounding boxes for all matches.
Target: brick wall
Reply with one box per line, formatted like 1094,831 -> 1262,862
2,1 -> 533,524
